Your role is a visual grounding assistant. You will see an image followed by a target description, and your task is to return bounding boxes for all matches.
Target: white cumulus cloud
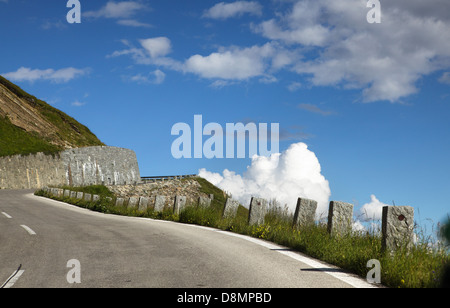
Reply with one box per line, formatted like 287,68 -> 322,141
199,142 -> 331,217
140,37 -> 172,59
184,44 -> 273,80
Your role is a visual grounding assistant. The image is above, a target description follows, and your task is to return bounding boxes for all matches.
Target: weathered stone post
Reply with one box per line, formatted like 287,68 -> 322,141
173,196 -> 187,215
382,206 -> 414,252
223,198 -> 239,219
76,192 -> 84,200
293,198 -> 317,228
51,188 -> 57,196
56,188 -> 64,198
248,197 -> 267,226
84,193 -> 92,202
154,195 -> 166,212
327,201 -> 353,236
198,196 -> 211,208
128,197 -> 139,209
138,197 -> 149,212
115,198 -> 124,207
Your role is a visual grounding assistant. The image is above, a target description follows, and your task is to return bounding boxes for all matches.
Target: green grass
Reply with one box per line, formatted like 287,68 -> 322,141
0,115 -> 62,157
35,179 -> 450,288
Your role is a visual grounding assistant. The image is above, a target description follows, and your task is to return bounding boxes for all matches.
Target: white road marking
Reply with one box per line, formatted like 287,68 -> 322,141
1,212 -> 12,219
176,223 -> 377,288
20,225 -> 36,235
1,269 -> 25,288
216,230 -> 378,288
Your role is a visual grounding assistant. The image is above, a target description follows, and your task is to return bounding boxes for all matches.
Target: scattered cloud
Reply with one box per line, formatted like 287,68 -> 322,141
252,0 -> 450,102
298,103 -> 334,116
2,67 -> 90,83
199,142 -> 331,216
41,20 -> 67,30
84,1 -> 151,28
107,1 -> 450,102
140,37 -> 172,59
203,1 -> 263,20
439,72 -> 450,85
184,43 -> 274,80
71,101 -> 86,107
84,1 -> 147,19
110,39 -> 290,81
108,38 -> 182,71
209,80 -> 237,89
116,19 -> 152,28
259,75 -> 278,84
128,69 -> 166,85
279,125 -> 312,141
287,82 -> 302,92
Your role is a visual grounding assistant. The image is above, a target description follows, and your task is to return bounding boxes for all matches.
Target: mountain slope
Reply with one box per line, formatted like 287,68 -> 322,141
0,75 -> 104,157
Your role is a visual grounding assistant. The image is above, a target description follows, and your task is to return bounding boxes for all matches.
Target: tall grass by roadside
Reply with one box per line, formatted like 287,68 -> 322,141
35,183 -> 449,288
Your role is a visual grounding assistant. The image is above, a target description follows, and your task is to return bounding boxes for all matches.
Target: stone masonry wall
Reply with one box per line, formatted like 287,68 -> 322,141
0,146 -> 141,189
107,178 -> 208,211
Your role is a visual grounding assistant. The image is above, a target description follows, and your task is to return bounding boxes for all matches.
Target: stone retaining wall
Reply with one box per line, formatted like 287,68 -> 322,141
0,146 -> 141,189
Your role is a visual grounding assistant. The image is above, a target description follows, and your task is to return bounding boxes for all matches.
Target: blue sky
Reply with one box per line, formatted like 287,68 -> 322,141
1,1 -> 449,233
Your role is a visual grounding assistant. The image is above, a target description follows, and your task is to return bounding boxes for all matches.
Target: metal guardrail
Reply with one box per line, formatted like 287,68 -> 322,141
140,174 -> 198,182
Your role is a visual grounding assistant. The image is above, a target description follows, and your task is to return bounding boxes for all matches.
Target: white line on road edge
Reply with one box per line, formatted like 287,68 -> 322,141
1,268 -> 25,288
179,223 -> 377,288
215,230 -> 377,288
20,225 -> 36,235
1,212 -> 12,219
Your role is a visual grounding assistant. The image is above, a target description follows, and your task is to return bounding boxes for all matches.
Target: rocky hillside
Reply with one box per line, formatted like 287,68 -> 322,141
0,75 -> 104,157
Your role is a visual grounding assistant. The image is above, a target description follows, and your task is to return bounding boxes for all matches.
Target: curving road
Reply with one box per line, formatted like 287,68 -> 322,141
0,190 -> 375,288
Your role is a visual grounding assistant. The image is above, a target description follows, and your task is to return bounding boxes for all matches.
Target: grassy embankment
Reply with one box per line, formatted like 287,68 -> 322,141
35,178 -> 449,288
0,75 -> 104,157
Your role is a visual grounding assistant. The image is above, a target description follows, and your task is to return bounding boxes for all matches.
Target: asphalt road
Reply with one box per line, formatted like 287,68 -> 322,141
0,190 -> 375,288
